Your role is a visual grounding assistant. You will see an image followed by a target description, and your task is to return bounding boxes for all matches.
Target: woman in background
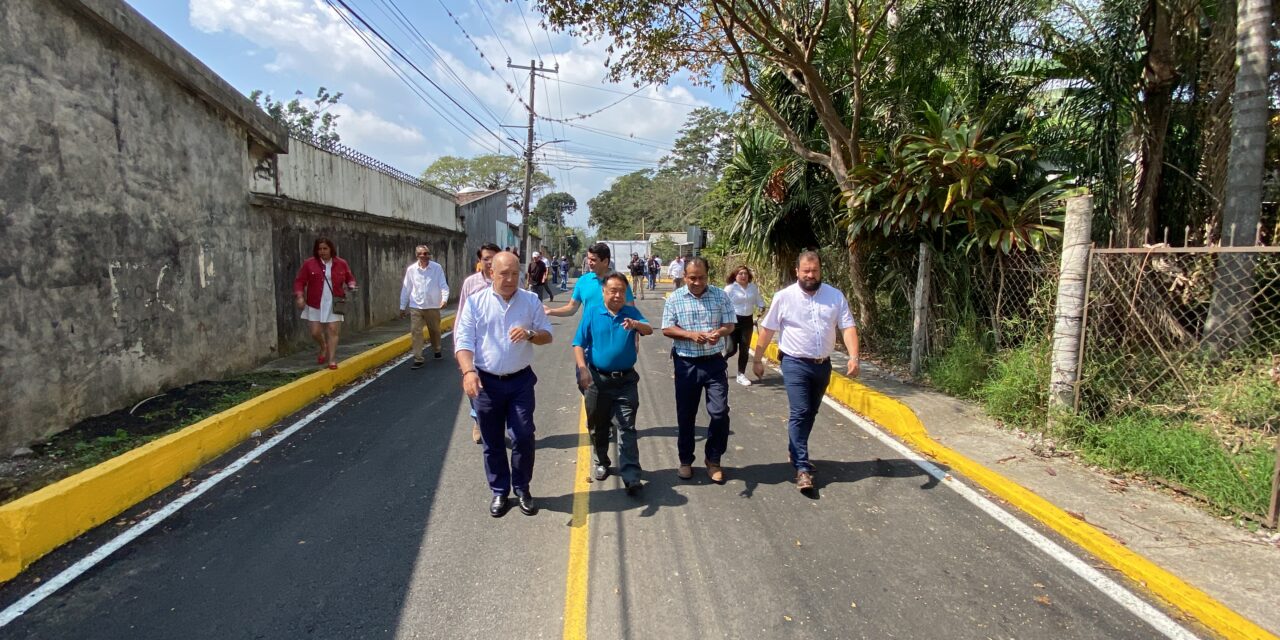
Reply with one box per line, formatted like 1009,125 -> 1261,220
293,237 -> 358,370
723,265 -> 765,386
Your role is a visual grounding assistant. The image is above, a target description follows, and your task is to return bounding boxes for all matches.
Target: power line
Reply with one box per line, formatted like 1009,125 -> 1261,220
550,77 -> 705,107
327,0 -> 523,156
324,0 -> 500,153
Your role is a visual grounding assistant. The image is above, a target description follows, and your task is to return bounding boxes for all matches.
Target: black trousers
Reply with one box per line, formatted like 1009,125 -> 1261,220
723,314 -> 755,375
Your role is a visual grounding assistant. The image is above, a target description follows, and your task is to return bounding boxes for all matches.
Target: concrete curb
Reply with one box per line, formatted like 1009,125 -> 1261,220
0,314 -> 454,584
758,341 -> 1275,640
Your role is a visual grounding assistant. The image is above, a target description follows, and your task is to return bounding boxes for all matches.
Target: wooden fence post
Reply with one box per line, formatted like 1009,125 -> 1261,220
910,242 -> 932,380
1049,195 -> 1094,420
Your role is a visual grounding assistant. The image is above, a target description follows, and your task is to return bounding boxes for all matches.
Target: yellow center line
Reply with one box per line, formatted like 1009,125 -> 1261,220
561,401 -> 591,640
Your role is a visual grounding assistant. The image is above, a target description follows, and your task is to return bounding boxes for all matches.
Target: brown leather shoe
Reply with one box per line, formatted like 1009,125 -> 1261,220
706,462 -> 725,484
471,422 -> 482,444
677,464 -> 693,479
796,471 -> 814,491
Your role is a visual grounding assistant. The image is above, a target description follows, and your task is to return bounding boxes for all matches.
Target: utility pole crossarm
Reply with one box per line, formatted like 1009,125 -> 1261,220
507,59 -> 559,261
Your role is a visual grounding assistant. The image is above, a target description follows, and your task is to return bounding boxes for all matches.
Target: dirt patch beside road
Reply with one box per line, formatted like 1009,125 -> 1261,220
0,370 -> 307,505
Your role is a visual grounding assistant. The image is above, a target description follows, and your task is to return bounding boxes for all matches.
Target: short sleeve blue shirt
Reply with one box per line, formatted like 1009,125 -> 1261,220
573,304 -> 648,372
571,271 -> 634,317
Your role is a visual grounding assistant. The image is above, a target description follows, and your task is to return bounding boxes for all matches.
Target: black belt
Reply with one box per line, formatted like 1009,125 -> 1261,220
476,366 -> 531,380
589,365 -> 634,379
780,351 -> 830,365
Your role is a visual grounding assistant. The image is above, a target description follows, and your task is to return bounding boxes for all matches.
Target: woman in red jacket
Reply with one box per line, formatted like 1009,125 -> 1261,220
293,237 -> 358,369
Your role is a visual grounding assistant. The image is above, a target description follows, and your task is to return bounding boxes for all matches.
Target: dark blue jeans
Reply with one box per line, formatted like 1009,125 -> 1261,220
474,368 -> 538,496
673,354 -> 730,465
781,354 -> 832,473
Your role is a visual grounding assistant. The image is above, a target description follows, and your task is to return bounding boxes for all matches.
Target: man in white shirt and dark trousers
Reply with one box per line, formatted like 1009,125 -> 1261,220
455,252 -> 554,517
400,245 -> 450,369
752,251 -> 859,494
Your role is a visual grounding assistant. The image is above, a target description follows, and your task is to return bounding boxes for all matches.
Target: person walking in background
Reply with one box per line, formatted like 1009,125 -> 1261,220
661,257 -> 735,483
723,265 -> 766,386
399,245 -> 450,369
573,273 -> 653,495
293,237 -> 358,370
528,251 -> 556,302
628,253 -> 647,301
669,255 -> 685,290
458,242 -> 501,445
454,251 -> 554,518
646,255 -> 660,290
752,251 -> 859,494
559,255 -> 570,288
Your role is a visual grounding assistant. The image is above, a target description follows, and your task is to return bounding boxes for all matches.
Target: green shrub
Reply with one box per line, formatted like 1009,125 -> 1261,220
977,338 -> 1050,429
1077,411 -> 1276,516
927,327 -> 990,398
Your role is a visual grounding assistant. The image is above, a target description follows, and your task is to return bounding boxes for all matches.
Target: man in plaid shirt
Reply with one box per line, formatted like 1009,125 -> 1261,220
661,256 -> 736,483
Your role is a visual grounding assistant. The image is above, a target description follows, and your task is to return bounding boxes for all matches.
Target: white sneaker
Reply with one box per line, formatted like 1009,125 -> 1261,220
736,373 -> 752,387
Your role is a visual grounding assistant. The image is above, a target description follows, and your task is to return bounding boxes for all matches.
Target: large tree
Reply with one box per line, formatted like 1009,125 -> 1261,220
421,154 -> 553,212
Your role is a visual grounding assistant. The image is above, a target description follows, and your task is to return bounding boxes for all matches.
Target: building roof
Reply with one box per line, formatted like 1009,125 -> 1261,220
455,188 -> 507,206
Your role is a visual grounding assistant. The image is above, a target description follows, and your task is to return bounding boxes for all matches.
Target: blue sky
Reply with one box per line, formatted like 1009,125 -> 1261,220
125,0 -> 737,229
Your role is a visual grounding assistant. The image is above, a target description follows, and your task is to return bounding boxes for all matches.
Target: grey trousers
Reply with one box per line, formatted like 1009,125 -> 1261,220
584,368 -> 641,484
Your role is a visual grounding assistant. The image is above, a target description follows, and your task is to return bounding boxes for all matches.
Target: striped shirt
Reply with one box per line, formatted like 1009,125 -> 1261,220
662,285 -> 736,357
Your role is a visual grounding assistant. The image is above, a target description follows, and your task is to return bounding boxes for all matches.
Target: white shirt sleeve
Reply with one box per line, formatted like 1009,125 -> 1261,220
838,293 -> 857,330
434,262 -> 450,306
454,291 -> 477,353
399,265 -> 413,310
752,283 -> 765,310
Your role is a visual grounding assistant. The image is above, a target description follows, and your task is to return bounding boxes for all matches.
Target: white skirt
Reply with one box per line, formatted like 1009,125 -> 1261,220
300,283 -> 343,323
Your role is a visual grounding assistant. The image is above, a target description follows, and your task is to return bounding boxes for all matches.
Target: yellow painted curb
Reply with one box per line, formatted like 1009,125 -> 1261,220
0,314 -> 454,584
758,340 -> 1275,640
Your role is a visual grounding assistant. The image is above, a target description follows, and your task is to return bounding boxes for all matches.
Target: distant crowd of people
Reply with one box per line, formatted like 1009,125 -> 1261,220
292,238 -> 858,517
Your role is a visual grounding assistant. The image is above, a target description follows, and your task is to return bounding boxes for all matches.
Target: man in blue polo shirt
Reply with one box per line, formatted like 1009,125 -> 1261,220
572,273 -> 653,495
546,242 -> 634,389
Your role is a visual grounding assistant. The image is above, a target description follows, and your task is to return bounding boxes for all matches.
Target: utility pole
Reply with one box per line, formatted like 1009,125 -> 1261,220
507,59 -> 558,261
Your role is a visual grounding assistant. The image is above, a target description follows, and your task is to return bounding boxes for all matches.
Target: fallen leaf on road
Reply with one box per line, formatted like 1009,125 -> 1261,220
995,456 -> 1017,464
783,616 -> 792,622
1045,467 -> 1057,476
1033,583 -> 1045,589
1034,595 -> 1051,606
1066,510 -> 1087,521
850,601 -> 857,608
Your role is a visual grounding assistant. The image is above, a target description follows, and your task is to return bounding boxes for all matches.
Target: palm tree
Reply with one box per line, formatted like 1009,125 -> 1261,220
1204,0 -> 1272,351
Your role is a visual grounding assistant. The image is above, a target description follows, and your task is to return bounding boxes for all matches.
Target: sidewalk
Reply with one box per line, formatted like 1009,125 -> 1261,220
827,351 -> 1280,636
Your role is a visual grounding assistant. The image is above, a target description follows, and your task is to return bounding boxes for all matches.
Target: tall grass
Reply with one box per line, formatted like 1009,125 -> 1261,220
976,338 -> 1051,429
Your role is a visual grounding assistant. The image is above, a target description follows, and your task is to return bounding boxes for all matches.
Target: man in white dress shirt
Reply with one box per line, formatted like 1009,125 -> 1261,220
400,245 -> 450,369
752,251 -> 859,494
454,252 -> 553,517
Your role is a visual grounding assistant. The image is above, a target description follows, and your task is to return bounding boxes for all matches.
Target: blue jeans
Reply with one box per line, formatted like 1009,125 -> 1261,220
474,368 -> 538,496
673,354 -> 730,465
647,273 -> 656,289
781,354 -> 832,473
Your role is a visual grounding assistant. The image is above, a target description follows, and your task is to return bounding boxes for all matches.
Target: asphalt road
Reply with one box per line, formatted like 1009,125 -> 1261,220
0,290 -> 1201,639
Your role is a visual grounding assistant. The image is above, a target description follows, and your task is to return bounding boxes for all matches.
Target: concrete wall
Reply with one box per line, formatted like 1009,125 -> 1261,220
252,138 -> 459,232
251,195 -> 465,355
0,0 -> 464,449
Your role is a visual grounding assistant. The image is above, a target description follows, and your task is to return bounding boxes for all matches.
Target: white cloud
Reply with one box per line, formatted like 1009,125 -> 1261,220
190,0 -> 391,78
329,104 -> 424,148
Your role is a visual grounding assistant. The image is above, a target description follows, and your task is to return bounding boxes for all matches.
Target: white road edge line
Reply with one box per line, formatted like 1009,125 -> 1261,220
0,333 -> 451,628
814,386 -> 1199,639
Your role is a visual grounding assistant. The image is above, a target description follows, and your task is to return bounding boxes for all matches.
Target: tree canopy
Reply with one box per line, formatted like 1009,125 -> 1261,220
250,87 -> 342,147
421,154 -> 554,212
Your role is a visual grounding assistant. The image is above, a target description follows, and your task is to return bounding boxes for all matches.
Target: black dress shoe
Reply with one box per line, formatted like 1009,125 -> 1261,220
515,491 -> 538,516
593,464 -> 609,481
624,480 -> 642,496
489,495 -> 509,517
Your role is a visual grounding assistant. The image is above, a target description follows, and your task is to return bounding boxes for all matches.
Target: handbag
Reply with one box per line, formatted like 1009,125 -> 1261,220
323,269 -> 347,317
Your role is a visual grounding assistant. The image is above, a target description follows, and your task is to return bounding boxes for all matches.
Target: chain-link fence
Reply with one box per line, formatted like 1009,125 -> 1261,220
1077,247 -> 1280,427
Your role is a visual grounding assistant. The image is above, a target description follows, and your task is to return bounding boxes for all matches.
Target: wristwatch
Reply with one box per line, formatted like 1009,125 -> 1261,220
525,328 -> 535,340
